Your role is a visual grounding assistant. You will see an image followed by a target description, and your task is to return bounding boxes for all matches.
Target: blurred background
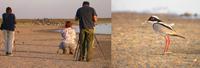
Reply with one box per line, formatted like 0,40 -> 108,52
112,0 -> 200,19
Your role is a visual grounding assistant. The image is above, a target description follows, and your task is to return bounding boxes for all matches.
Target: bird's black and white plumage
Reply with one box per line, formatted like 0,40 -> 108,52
147,16 -> 185,38
146,15 -> 185,55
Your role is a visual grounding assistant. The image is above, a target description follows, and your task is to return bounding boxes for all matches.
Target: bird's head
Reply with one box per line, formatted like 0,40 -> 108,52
146,16 -> 162,24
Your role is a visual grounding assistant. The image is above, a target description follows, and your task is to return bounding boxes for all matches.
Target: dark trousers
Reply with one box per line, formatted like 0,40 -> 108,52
79,29 -> 94,61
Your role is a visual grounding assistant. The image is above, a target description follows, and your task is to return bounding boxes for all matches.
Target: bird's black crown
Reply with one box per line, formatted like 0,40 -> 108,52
148,16 -> 162,22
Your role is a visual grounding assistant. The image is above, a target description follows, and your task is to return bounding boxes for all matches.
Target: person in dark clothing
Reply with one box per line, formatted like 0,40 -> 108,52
75,1 -> 97,62
0,7 -> 16,56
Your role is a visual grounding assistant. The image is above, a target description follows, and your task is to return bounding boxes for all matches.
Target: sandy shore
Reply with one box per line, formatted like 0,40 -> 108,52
0,24 -> 111,68
112,12 -> 200,68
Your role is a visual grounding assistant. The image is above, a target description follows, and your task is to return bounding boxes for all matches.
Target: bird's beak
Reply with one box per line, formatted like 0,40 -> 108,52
146,20 -> 150,23
142,21 -> 148,25
147,20 -> 154,24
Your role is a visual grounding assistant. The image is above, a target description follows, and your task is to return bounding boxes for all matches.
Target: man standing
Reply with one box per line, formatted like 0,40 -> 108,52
75,1 -> 97,62
0,7 -> 16,56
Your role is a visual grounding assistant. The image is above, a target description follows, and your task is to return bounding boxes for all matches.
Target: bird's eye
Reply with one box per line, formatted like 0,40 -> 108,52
150,17 -> 154,21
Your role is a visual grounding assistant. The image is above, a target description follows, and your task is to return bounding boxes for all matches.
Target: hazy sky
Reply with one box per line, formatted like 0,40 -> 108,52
0,0 -> 111,19
112,0 -> 200,14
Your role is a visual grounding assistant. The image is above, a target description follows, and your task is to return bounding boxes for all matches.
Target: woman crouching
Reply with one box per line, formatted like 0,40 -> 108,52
58,21 -> 76,55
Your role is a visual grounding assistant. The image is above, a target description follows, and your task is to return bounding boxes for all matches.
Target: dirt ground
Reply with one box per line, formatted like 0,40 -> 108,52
112,12 -> 200,68
0,24 -> 111,68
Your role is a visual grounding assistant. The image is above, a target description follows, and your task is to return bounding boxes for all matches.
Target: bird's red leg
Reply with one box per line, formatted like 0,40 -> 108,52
164,35 -> 170,55
166,35 -> 170,53
164,36 -> 167,55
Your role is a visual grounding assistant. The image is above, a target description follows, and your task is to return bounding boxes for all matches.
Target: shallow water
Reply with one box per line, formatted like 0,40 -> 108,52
54,23 -> 111,34
181,16 -> 200,19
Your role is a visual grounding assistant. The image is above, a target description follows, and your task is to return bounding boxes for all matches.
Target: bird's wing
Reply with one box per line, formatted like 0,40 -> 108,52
158,22 -> 174,29
153,23 -> 177,35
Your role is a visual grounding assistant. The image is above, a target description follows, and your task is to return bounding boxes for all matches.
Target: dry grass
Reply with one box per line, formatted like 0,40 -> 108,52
112,12 -> 200,68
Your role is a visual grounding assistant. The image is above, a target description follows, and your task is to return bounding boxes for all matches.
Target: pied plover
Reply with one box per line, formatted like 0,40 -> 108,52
147,16 -> 185,55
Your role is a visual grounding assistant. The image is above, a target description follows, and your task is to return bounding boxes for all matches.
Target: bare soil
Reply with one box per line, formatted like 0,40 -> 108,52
0,24 -> 111,68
